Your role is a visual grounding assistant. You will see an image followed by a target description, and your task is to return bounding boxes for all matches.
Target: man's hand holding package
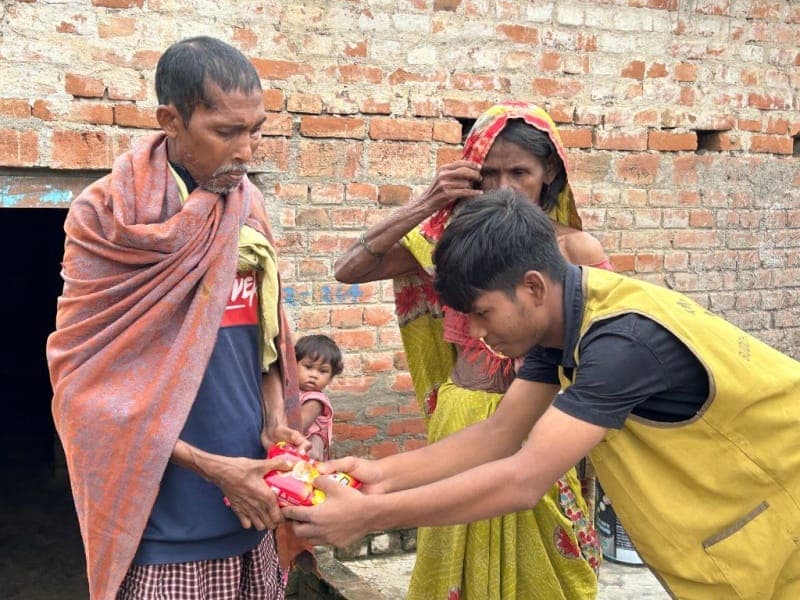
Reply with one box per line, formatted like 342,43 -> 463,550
216,455 -> 300,531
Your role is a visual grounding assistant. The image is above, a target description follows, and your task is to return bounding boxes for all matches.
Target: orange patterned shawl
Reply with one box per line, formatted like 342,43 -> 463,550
46,133 -> 300,599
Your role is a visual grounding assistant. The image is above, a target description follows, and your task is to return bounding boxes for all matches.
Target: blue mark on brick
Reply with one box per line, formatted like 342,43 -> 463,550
0,186 -> 25,208
0,185 -> 73,207
283,286 -> 311,306
39,188 -> 73,205
283,283 -> 365,305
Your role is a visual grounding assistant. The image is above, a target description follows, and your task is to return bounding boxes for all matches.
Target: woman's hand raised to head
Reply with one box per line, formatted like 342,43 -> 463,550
419,160 -> 483,211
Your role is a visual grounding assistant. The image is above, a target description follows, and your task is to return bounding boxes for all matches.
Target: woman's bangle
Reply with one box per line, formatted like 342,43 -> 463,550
358,231 -> 385,259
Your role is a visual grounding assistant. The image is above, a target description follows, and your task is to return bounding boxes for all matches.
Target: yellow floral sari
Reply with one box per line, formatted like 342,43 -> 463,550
395,104 -> 601,600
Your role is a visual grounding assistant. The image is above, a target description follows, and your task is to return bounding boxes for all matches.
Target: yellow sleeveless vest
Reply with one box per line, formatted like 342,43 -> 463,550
564,267 -> 800,599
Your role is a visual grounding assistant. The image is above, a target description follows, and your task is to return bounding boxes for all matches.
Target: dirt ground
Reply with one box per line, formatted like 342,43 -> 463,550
2,440 -> 89,599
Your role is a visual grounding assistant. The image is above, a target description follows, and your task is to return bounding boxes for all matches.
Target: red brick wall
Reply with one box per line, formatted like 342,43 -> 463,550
2,0 -> 799,456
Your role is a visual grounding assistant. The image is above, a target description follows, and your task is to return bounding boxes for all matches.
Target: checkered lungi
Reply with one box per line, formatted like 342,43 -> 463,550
117,532 -> 287,600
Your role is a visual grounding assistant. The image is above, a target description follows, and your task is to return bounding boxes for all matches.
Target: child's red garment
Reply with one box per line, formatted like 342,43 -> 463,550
300,390 -> 334,460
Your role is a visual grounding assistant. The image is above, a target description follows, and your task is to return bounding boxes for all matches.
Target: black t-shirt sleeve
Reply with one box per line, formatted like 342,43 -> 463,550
553,328 -> 672,428
517,314 -> 709,429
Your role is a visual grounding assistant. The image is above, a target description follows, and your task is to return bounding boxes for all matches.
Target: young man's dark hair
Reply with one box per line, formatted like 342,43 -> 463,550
433,189 -> 568,313
155,36 -> 262,124
295,334 -> 344,376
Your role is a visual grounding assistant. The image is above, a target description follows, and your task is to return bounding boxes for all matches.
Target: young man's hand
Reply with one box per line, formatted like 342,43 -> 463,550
282,475 -> 374,547
317,456 -> 386,495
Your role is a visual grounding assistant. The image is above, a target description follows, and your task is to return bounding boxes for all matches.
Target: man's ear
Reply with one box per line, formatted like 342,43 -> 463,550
156,104 -> 181,138
521,270 -> 547,306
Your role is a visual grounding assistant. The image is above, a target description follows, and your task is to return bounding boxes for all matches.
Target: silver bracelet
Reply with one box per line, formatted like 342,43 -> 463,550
359,232 -> 385,259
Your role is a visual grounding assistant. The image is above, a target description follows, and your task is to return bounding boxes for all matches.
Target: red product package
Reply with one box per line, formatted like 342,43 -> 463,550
264,442 -> 361,507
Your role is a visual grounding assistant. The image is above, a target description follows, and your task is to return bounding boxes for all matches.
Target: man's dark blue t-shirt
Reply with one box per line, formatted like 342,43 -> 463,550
133,165 -> 266,564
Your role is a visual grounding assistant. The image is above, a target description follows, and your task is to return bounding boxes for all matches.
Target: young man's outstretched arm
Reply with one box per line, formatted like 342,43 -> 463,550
284,404 -> 606,547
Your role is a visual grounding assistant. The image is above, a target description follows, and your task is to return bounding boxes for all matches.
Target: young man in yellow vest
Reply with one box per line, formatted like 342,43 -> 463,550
285,189 -> 800,599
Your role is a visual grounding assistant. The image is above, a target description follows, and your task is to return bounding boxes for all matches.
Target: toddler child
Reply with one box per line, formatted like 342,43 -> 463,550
296,334 -> 343,461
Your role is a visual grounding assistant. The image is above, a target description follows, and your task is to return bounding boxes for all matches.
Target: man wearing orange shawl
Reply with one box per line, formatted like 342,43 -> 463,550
46,37 -> 306,599
334,104 -> 607,599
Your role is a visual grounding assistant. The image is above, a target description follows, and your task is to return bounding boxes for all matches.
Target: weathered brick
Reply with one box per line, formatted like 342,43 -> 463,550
0,99 -> 31,118
496,24 -> 539,45
300,116 -> 365,139
92,0 -> 143,7
432,120 -> 462,144
748,93 -> 791,110
327,64 -> 383,84
331,307 -> 364,328
51,130 -> 114,169
362,353 -> 395,373
595,128 -> 648,151
258,113 -> 291,137
622,60 -> 646,80
442,99 -> 494,119
107,77 -> 147,102
559,127 -> 592,148
98,16 -> 136,38
433,0 -> 461,11
367,142 -> 430,179
0,129 -> 38,166
647,63 -> 668,78
232,26 -> 258,50
610,253 -> 635,272
333,422 -> 380,441
532,77 -> 583,97
674,63 -> 697,82
750,134 -> 793,154
67,102 -> 114,125
114,104 -> 158,129
344,40 -> 367,58
297,141 -> 361,178
436,148 -> 463,169
251,58 -> 313,80
310,183 -> 345,205
346,182 -> 379,203
360,98 -> 392,115
57,21 -> 77,34
252,138 -> 290,172
388,69 -> 447,85
648,130 -> 697,151
452,72 -> 509,92
368,118 -> 432,143
65,73 -> 105,98
614,154 -> 660,185
387,418 -> 426,436
390,373 -> 414,392
262,89 -> 285,112
287,94 -> 322,114
378,184 -> 412,206
368,441 -> 402,459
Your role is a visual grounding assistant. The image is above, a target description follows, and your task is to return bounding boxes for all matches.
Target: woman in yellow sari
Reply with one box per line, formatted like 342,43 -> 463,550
335,103 -> 608,599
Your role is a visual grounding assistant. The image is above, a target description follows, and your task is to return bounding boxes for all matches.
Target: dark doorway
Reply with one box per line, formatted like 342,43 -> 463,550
0,208 -> 89,599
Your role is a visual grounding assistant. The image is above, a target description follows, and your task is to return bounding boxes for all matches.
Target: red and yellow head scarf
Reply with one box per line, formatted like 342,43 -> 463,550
421,102 -> 582,241
396,104 -> 584,390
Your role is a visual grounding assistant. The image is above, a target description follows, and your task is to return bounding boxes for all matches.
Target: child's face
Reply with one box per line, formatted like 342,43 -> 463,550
298,356 -> 334,393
